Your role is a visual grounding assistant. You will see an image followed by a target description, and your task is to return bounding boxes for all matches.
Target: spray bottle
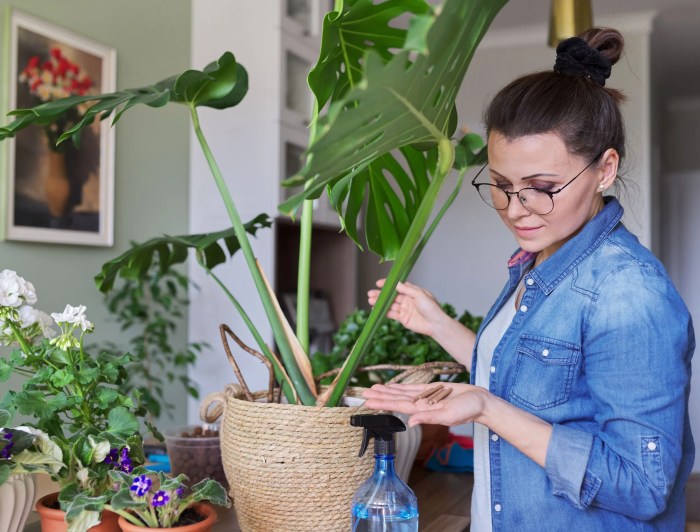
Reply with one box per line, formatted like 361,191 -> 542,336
350,414 -> 419,531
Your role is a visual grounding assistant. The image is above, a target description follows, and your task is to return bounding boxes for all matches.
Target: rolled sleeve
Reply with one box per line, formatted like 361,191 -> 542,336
545,423 -> 599,508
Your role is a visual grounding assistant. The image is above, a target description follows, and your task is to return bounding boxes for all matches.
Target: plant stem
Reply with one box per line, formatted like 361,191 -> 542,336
103,506 -> 144,527
189,104 -> 314,405
324,138 -> 455,406
295,97 -> 322,354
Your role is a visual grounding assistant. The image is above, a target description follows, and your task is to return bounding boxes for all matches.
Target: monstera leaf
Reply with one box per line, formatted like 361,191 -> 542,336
282,0 -> 505,260
0,52 -> 248,145
94,214 -> 272,293
303,0 -> 507,406
308,0 -> 433,109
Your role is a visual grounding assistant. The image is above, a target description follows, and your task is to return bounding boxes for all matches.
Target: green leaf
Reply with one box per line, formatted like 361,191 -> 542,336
0,360 -> 12,382
106,407 -> 140,438
50,369 -> 75,388
0,463 -> 10,484
0,52 -> 248,146
190,479 -> 231,507
308,0 -> 432,109
282,0 -> 506,212
109,487 -> 146,511
0,409 -> 10,426
94,216 -> 271,293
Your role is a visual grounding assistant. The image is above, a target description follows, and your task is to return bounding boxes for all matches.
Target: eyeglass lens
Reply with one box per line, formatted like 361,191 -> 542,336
477,185 -> 554,215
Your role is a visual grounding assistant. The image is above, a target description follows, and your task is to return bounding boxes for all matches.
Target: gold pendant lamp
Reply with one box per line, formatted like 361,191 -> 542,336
548,0 -> 593,47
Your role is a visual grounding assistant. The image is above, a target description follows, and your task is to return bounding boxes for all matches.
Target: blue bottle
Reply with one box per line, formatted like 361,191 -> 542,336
350,414 -> 419,531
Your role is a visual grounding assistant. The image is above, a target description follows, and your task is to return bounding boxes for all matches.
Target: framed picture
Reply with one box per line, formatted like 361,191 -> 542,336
4,10 -> 116,246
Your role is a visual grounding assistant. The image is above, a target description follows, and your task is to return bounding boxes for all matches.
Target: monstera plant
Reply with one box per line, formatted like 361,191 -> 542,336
0,0 -> 507,407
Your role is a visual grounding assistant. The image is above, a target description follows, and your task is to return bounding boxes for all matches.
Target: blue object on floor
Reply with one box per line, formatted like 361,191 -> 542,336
144,453 -> 171,473
424,434 -> 474,473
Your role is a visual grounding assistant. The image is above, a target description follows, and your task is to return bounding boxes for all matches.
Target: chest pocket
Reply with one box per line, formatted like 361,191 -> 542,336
509,335 -> 581,410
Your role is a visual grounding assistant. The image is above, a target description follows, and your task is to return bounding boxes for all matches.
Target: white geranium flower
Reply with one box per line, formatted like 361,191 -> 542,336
88,436 -> 111,464
36,311 -> 56,339
51,304 -> 93,332
0,270 -> 22,307
17,305 -> 39,329
20,279 -> 37,305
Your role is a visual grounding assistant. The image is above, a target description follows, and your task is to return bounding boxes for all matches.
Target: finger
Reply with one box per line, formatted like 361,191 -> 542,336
395,281 -> 429,299
375,278 -> 386,288
363,397 -> 419,414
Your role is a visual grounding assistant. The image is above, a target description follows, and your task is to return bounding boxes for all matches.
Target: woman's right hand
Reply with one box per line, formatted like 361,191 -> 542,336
367,279 -> 447,338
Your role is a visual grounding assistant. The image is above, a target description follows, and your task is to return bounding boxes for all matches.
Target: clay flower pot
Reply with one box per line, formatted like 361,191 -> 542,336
117,502 -> 217,532
35,493 -> 120,532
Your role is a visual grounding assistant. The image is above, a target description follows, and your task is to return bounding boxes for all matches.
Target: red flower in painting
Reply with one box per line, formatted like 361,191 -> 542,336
19,47 -> 93,102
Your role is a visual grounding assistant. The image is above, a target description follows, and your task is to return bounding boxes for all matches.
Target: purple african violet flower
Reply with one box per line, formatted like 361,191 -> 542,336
152,490 -> 170,507
120,453 -> 133,473
104,448 -> 119,465
0,431 -> 13,459
130,474 -> 152,497
175,486 -> 184,499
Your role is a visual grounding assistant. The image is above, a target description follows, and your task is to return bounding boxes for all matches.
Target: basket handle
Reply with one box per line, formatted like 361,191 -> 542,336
219,324 -> 276,403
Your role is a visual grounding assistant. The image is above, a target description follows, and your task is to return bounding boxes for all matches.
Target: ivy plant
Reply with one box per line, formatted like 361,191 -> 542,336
313,305 -> 483,387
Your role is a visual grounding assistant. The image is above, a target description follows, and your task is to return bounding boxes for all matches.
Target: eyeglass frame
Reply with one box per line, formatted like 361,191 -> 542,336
470,151 -> 605,215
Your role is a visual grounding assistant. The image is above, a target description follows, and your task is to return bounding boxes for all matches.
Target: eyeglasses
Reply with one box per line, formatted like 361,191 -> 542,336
471,152 -> 603,216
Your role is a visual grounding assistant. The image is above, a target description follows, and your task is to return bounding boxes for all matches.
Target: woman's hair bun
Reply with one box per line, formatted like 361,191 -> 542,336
579,27 -> 624,66
553,27 -> 624,87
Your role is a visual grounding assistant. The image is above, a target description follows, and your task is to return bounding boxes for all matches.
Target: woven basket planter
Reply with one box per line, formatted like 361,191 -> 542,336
219,387 -> 372,532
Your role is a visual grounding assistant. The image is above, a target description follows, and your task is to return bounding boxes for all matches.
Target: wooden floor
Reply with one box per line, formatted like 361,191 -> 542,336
409,468 -> 700,531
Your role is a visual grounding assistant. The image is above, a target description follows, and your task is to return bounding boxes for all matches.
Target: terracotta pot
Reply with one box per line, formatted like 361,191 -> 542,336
0,474 -> 36,532
35,493 -> 120,532
117,502 -> 217,532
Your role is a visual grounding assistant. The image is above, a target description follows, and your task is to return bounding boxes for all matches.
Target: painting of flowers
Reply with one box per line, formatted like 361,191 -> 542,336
4,10 -> 116,246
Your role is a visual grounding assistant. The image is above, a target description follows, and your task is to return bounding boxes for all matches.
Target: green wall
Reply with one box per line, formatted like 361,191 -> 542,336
0,0 -> 192,427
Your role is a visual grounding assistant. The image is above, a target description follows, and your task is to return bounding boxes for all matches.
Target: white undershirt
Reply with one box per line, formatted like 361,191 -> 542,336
471,287 -> 518,532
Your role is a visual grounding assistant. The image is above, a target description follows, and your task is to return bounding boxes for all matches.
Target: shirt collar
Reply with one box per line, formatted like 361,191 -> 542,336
509,197 -> 624,295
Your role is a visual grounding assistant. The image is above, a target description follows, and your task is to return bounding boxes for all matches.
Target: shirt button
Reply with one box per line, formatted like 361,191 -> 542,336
490,366 -> 496,373
520,305 -> 528,312
526,278 -> 534,286
542,349 -> 550,357
647,441 -> 657,451
494,504 -> 502,512
491,434 -> 499,442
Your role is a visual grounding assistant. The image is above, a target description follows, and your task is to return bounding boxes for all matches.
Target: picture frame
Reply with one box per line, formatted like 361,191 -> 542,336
4,9 -> 116,246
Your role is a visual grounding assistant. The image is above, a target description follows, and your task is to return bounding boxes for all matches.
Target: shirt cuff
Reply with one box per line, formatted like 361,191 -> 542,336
545,423 -> 599,509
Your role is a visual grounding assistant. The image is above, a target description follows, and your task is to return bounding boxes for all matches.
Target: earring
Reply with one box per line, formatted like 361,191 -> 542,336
598,184 -> 605,190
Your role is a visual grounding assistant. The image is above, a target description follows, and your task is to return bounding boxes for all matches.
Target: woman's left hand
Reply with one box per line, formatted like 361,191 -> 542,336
362,382 -> 489,428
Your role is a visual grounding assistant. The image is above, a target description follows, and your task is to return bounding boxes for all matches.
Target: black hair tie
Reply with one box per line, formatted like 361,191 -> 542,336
553,37 -> 612,87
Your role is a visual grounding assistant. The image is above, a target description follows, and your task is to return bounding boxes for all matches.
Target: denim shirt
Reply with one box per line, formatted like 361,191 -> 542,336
470,197 -> 695,531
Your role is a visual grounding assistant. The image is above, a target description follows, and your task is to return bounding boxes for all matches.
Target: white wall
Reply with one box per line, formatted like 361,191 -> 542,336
660,98 -> 700,471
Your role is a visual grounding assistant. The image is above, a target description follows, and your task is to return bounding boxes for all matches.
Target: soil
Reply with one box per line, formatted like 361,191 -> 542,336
180,426 -> 219,438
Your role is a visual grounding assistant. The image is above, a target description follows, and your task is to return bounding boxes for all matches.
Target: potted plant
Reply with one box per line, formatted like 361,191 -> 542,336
0,1 -> 507,529
0,269 -> 149,532
106,469 -> 229,532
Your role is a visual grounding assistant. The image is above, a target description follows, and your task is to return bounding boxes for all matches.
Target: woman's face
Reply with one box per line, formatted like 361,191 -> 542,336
486,131 -> 612,264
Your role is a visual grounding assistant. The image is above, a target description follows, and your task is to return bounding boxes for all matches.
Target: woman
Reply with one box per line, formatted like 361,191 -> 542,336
364,28 -> 695,531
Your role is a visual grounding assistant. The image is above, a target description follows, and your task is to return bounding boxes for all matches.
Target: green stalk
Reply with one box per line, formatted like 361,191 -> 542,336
296,97 -> 322,354
324,138 -> 455,406
189,104 -> 315,405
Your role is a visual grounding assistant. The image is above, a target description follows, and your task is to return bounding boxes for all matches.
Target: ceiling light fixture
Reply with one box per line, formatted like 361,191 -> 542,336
548,0 -> 593,48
